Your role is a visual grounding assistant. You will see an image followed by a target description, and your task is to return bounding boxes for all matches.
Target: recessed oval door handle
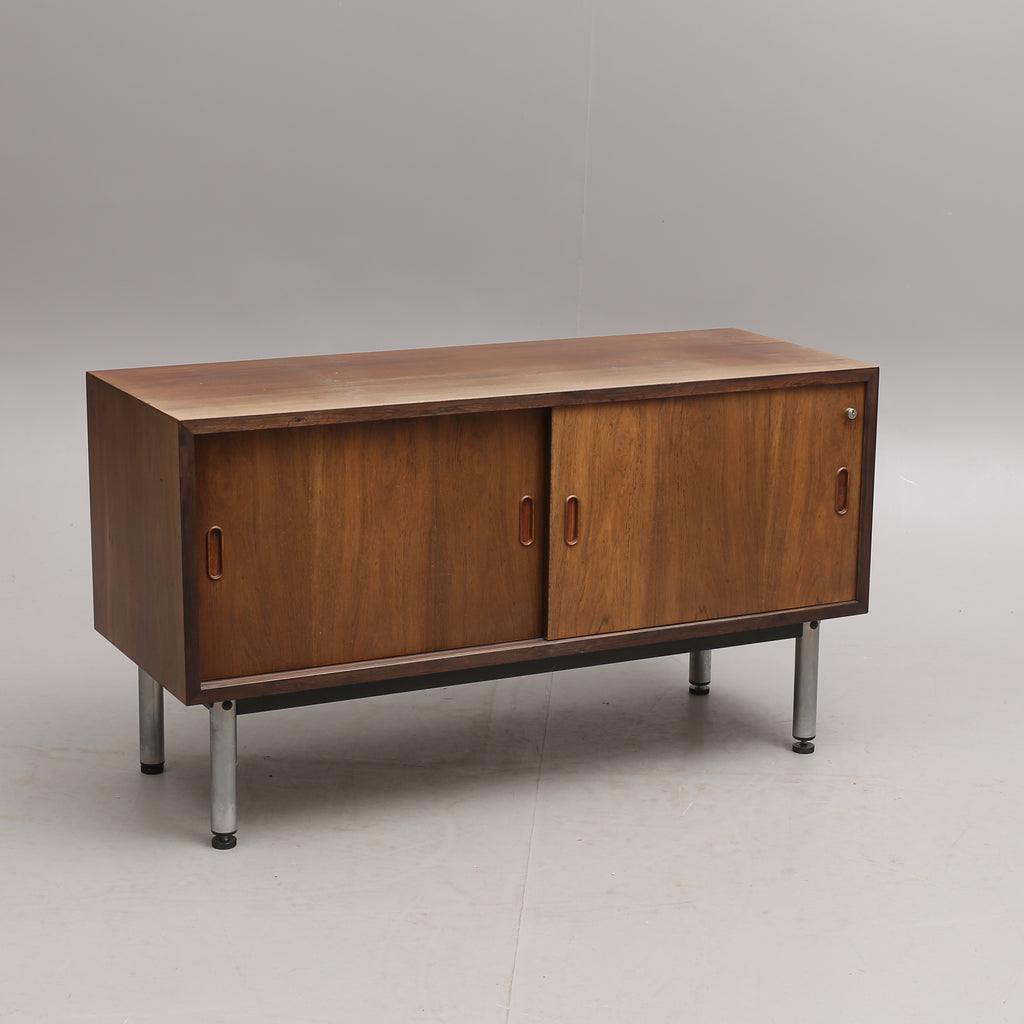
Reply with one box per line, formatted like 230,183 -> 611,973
564,495 -> 580,546
206,526 -> 224,579
519,496 -> 535,547
835,468 -> 850,516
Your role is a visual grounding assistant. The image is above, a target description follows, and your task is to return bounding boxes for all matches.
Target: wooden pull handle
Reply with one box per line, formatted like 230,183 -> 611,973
519,496 -> 535,547
206,527 -> 224,579
564,495 -> 580,546
834,468 -> 849,516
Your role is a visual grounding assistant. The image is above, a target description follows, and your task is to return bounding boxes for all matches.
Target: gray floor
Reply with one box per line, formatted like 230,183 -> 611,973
2,379 -> 1022,1024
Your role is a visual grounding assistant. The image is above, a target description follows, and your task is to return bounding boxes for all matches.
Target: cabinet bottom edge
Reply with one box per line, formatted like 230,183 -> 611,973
187,601 -> 864,709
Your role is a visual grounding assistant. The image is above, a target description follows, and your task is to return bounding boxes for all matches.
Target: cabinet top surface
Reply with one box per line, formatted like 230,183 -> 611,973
88,328 -> 876,431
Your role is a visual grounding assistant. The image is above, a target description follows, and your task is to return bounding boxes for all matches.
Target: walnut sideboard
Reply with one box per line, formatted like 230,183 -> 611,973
87,328 -> 878,848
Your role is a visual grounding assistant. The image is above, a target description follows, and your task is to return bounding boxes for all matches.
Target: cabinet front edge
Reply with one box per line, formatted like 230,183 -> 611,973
180,368 -> 880,434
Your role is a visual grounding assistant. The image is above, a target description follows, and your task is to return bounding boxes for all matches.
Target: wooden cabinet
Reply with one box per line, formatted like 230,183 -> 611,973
87,328 -> 877,847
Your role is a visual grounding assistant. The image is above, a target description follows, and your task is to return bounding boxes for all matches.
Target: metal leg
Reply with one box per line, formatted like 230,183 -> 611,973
209,701 -> 238,850
792,621 -> 820,754
688,650 -> 711,695
138,668 -> 165,774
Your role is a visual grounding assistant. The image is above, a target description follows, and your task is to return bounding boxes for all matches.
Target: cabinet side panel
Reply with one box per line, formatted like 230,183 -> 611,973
855,370 -> 879,608
87,375 -> 188,701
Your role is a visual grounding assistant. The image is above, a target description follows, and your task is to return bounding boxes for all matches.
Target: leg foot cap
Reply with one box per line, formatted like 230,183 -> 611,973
212,833 -> 237,850
688,684 -> 710,696
792,739 -> 815,755
140,762 -> 164,775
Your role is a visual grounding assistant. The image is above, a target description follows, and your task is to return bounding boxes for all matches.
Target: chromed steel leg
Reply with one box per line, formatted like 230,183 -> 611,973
138,668 -> 165,774
688,650 -> 711,696
209,701 -> 238,850
792,621 -> 820,754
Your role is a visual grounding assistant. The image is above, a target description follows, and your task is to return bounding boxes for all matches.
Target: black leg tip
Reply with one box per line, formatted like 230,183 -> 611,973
792,740 -> 815,755
140,762 -> 164,775
688,684 -> 710,696
212,833 -> 237,850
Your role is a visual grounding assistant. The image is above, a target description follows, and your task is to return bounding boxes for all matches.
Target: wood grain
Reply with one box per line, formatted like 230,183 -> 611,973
88,329 -> 874,433
87,375 -> 188,701
547,383 -> 866,639
195,409 -> 547,680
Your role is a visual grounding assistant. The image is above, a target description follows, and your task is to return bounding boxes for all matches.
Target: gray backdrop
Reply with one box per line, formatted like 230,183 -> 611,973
1,2 -> 1021,1020
3,0 -> 1019,680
